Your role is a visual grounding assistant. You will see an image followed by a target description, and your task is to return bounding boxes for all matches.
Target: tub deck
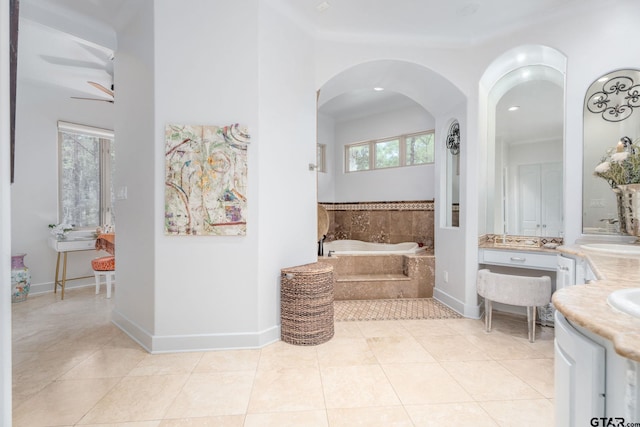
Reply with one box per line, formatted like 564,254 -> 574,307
321,252 -> 434,300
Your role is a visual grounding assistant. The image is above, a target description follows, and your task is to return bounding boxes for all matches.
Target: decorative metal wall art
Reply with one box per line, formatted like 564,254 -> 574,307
587,75 -> 640,122
446,120 -> 460,155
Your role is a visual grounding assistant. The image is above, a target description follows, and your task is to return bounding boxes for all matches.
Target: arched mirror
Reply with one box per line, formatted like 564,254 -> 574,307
445,119 -> 460,227
486,65 -> 564,236
583,69 -> 640,235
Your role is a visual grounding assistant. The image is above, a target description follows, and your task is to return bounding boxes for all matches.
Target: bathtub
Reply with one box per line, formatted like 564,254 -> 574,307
323,239 -> 425,255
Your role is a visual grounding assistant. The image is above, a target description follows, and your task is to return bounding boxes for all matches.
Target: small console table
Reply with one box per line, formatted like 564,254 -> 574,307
48,233 -> 97,299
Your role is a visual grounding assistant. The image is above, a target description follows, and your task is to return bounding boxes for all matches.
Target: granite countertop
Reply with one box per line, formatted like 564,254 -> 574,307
478,241 -> 560,254
553,244 -> 640,362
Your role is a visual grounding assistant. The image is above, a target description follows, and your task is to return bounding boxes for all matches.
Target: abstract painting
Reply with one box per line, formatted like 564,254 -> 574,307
165,123 -> 250,235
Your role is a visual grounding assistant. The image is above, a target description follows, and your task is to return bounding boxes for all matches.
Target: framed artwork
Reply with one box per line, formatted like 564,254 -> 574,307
164,123 -> 250,235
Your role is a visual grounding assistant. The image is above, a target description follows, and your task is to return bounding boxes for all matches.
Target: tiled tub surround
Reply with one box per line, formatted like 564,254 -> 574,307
320,201 -> 434,248
321,252 -> 435,300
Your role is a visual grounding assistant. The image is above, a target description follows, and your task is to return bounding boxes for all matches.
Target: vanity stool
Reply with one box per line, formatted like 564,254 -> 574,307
476,269 -> 551,343
91,256 -> 115,298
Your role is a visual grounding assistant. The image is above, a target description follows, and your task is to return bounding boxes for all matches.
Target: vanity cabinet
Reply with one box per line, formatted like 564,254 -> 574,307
479,248 -> 556,271
554,311 -> 605,426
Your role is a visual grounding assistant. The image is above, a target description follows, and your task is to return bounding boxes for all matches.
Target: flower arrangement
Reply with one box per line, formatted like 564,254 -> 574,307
48,223 -> 73,238
594,137 -> 640,188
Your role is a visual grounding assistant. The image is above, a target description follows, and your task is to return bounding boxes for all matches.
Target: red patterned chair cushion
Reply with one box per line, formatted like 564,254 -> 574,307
91,256 -> 115,271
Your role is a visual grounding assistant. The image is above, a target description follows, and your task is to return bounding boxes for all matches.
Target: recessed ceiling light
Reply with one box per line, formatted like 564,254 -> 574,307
316,1 -> 330,12
508,105 -> 520,111
373,87 -> 385,91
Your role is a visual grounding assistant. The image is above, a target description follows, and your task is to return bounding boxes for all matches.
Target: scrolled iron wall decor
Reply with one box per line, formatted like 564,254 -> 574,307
446,120 -> 460,155
587,76 -> 640,122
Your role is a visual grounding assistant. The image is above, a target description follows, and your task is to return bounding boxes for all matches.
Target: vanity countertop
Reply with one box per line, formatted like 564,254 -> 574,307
478,241 -> 560,254
553,244 -> 640,362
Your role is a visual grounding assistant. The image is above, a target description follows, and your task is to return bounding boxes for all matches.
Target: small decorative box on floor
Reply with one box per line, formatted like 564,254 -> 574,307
280,262 -> 334,346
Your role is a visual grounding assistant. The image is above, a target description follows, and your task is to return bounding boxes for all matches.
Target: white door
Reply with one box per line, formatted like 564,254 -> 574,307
518,162 -> 563,236
518,164 -> 541,235
541,162 -> 563,236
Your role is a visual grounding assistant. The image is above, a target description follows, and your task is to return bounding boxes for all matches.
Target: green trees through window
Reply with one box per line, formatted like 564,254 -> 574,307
58,122 -> 114,228
345,130 -> 434,173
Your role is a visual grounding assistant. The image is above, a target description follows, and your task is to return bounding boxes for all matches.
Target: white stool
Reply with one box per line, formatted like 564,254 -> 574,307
94,269 -> 115,298
476,269 -> 551,343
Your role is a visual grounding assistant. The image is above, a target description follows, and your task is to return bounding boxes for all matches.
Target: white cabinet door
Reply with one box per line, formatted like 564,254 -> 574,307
556,254 -> 575,290
555,312 -> 605,427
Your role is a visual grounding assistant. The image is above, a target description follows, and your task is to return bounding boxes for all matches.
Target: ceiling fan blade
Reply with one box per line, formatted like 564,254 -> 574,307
71,96 -> 114,104
87,81 -> 114,97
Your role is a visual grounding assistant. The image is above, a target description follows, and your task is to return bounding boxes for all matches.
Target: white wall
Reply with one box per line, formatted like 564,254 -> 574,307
317,112 -> 335,202
1,0 -> 12,421
109,0 -> 317,352
110,0 -> 156,347
257,1 -> 317,335
330,104 -> 435,202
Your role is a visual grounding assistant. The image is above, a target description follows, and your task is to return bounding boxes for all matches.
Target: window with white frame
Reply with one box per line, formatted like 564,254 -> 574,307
317,143 -> 327,173
345,130 -> 434,173
57,121 -> 115,229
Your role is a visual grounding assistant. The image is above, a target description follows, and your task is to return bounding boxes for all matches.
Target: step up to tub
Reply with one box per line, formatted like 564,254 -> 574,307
336,273 -> 410,282
334,273 -> 430,300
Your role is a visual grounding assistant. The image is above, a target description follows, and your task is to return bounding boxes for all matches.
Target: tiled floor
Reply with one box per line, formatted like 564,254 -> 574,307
12,287 -> 555,426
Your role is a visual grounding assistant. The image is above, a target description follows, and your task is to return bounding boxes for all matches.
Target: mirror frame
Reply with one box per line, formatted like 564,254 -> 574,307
479,45 -> 567,239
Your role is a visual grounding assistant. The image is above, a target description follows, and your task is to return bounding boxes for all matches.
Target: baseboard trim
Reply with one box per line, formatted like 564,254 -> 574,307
111,310 -> 281,354
433,288 -> 481,319
28,280 -> 95,295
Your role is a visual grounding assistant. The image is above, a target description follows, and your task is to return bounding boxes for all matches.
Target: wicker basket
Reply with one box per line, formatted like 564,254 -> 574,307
280,262 -> 334,346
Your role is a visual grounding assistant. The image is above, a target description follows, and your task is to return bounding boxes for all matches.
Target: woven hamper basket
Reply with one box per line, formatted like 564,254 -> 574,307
280,262 -> 334,345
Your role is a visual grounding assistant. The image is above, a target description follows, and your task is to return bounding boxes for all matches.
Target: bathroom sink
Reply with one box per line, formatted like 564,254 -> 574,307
607,288 -> 640,318
580,243 -> 640,255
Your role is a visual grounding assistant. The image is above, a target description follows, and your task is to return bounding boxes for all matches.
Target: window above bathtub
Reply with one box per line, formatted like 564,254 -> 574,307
345,130 -> 434,173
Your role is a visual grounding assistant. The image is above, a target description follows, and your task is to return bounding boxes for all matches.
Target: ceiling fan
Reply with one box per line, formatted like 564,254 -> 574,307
71,81 -> 114,103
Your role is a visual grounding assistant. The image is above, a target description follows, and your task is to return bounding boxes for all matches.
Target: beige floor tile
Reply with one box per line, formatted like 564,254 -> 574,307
321,365 -> 401,409
399,319 -> 461,337
12,377 -> 120,427
464,332 -> 547,360
316,337 -> 377,367
79,374 -> 189,424
83,422 -> 162,427
257,341 -> 319,370
326,406 -> 413,426
244,410 -> 328,427
440,360 -> 543,401
480,399 -> 554,426
438,318 -> 486,334
355,321 -> 412,338
193,349 -> 260,373
60,347 -> 148,379
164,371 -> 255,418
248,367 -> 325,413
367,336 -> 436,364
129,352 -> 203,376
333,321 -> 364,338
415,334 -> 491,361
159,416 -> 244,426
12,291 -> 557,426
382,363 -> 473,405
12,348 -> 97,401
405,402 -> 499,426
498,358 -> 554,398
